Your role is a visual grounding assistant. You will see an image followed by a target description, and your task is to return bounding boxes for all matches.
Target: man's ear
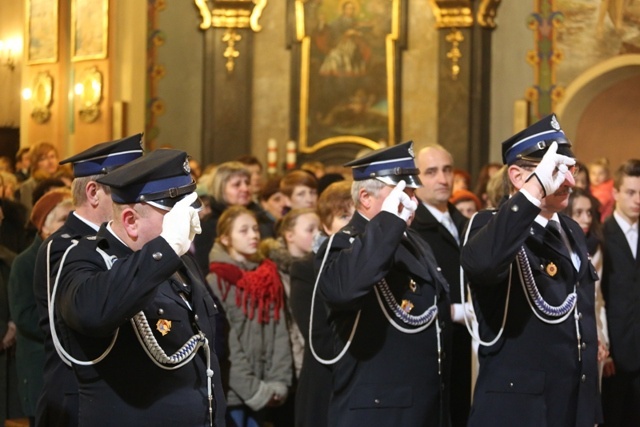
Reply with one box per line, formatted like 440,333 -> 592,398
508,165 -> 527,191
358,188 -> 371,210
120,207 -> 139,239
85,181 -> 100,208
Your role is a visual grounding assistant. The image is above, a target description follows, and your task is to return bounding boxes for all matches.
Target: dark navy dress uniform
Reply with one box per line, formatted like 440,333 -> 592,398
49,149 -> 226,426
34,214 -> 95,427
55,228 -> 225,426
33,134 -> 143,427
315,141 -> 452,427
461,114 -> 601,427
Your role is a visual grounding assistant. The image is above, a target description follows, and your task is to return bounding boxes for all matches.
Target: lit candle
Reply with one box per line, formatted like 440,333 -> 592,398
267,138 -> 278,175
286,140 -> 297,170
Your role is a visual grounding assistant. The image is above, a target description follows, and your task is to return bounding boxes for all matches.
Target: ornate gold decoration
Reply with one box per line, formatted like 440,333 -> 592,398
477,0 -> 502,28
195,0 -> 267,31
75,66 -> 103,123
428,0 -> 473,29
445,29 -> 464,80
222,29 -> 242,73
546,262 -> 558,277
31,71 -> 54,124
156,319 -> 172,336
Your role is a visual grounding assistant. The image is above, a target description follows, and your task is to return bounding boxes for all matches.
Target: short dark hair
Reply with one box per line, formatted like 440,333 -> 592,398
613,159 -> 640,190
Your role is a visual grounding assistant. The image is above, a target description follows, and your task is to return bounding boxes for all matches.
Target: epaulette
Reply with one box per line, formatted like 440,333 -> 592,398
87,236 -> 97,240
60,233 -> 72,239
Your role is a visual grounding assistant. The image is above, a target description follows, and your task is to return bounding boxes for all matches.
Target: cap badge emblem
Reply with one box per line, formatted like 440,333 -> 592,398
156,319 -> 172,336
550,115 -> 561,131
408,144 -> 414,158
183,159 -> 191,174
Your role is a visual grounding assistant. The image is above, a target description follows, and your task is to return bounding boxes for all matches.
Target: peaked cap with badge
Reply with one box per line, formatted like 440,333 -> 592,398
501,113 -> 575,165
59,133 -> 144,177
344,140 -> 422,188
97,148 -> 201,210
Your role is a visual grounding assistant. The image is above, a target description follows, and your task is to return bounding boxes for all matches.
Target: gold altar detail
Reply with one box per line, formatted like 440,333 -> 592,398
428,0 -> 473,29
445,29 -> 464,80
222,29 -> 242,73
195,0 -> 267,31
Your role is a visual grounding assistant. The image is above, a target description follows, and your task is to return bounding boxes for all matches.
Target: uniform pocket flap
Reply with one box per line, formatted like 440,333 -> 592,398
349,384 -> 412,409
485,369 -> 545,395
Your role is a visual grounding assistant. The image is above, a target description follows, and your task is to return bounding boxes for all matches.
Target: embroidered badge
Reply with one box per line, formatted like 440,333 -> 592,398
546,262 -> 558,277
550,114 -> 561,130
401,299 -> 414,314
183,159 -> 191,174
156,319 -> 172,336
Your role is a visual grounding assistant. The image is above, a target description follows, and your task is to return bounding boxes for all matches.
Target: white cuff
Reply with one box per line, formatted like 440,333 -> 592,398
519,188 -> 541,207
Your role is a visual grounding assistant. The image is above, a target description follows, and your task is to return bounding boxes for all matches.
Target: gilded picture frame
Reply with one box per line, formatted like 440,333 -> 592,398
291,0 -> 406,158
26,0 -> 59,64
71,0 -> 109,61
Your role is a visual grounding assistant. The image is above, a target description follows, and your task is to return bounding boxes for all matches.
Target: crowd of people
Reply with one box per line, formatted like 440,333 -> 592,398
0,112 -> 637,427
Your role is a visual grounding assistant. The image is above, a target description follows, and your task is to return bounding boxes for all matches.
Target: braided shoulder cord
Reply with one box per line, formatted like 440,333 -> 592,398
515,246 -> 577,323
374,279 -> 438,332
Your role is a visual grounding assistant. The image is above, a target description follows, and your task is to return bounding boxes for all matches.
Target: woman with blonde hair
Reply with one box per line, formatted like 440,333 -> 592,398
193,161 -> 274,275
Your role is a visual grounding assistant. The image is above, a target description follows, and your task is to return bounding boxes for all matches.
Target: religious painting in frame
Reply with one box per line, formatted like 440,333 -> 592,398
291,0 -> 406,159
26,0 -> 59,64
71,0 -> 109,61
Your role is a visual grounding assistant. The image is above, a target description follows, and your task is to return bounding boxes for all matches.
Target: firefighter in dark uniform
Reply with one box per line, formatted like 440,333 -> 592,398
34,134 -> 143,427
314,141 -> 452,427
51,149 -> 226,426
461,114 -> 601,427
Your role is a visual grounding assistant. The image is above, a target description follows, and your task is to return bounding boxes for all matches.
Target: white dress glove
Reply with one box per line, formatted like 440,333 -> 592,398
526,141 -> 576,197
381,181 -> 418,222
160,192 -> 202,256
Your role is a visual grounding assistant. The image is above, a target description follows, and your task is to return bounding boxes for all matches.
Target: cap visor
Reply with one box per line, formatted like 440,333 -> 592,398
377,175 -> 423,188
146,196 -> 203,212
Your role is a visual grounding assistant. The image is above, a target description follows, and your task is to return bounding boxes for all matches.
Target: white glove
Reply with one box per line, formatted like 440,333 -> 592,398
381,181 -> 418,222
526,141 -> 575,197
160,192 -> 201,256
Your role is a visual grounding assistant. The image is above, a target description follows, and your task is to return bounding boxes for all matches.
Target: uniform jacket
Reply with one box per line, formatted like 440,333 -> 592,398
601,215 -> 640,373
207,243 -> 292,410
8,235 -> 45,417
33,212 -> 96,427
290,253 -> 332,427
316,211 -> 452,427
411,201 -> 471,427
54,225 -> 226,427
461,192 -> 601,427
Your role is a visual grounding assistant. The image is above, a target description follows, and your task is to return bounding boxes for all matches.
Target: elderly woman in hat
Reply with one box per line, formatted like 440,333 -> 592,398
8,188 -> 72,425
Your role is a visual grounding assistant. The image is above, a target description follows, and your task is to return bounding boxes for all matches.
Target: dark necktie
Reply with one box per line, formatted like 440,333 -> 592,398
546,220 -> 570,258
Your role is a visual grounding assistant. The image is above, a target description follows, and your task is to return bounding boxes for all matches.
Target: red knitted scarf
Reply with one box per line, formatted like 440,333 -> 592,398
209,258 -> 283,324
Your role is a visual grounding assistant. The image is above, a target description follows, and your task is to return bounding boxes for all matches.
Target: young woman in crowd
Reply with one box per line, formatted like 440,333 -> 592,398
565,188 -> 609,382
588,157 -> 615,220
207,206 -> 292,427
280,170 -> 318,211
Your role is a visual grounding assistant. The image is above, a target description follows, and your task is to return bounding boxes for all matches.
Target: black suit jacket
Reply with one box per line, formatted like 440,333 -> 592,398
316,211 -> 452,427
461,192 -> 601,427
411,201 -> 470,427
602,215 -> 640,373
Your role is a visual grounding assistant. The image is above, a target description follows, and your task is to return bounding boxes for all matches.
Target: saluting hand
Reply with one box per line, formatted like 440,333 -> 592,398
381,181 -> 418,223
525,141 -> 576,197
160,192 -> 202,256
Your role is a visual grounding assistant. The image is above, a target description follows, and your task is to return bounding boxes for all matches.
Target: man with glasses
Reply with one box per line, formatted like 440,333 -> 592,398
461,114 -> 601,426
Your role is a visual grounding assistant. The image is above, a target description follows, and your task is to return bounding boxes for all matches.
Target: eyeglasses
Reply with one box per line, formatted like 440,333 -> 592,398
518,162 -> 580,177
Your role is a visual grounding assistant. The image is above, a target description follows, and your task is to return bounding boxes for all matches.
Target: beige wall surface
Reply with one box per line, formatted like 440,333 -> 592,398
0,0 -> 24,129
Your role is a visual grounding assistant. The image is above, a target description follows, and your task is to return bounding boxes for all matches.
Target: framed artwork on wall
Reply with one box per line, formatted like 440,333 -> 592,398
71,0 -> 109,61
26,0 -> 59,64
289,0 -> 407,162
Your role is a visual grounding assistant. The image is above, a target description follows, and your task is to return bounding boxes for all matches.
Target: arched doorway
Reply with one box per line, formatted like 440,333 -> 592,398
556,54 -> 640,170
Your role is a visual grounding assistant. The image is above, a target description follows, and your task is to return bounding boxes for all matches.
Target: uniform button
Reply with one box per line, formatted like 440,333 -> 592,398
511,205 -> 519,212
374,399 -> 380,405
581,342 -> 586,350
194,314 -> 199,321
153,252 -> 163,260
578,312 -> 583,320
436,267 -> 442,272
509,382 -> 514,388
158,308 -> 164,315
581,374 -> 586,383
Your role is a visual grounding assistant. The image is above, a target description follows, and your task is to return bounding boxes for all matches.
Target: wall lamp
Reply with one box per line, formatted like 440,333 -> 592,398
0,38 -> 20,71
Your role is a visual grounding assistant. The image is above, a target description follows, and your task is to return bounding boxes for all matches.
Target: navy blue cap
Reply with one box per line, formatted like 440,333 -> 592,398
501,114 -> 575,165
59,133 -> 144,177
344,141 -> 422,188
96,149 -> 201,210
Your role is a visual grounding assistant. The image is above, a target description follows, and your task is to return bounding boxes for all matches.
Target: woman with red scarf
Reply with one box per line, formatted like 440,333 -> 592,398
207,206 -> 292,427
